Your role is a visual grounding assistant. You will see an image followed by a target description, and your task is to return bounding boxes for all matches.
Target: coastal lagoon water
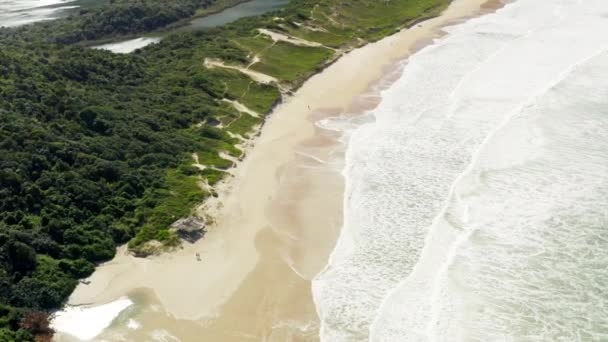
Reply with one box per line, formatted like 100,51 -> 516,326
313,0 -> 608,340
93,0 -> 289,53
186,0 -> 289,30
2,0 -> 289,53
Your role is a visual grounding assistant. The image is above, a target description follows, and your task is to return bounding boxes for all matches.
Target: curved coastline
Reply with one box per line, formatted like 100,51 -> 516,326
53,0 -> 502,340
314,0 -> 608,340
312,1 -> 508,340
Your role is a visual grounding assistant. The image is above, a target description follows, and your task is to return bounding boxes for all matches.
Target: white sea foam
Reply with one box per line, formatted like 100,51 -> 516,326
312,0 -> 608,340
126,318 -> 140,330
51,297 -> 133,341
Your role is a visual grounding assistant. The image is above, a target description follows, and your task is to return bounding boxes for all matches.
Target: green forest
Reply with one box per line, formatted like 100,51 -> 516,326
3,0 -> 232,44
0,0 -> 449,339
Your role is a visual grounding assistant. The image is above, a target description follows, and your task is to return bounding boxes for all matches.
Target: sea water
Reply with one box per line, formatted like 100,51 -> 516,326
312,0 -> 608,340
0,0 -> 77,27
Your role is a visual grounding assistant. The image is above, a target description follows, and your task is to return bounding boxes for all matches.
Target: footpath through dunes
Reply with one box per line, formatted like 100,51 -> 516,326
313,0 -> 608,341
53,0 -> 501,341
203,24 -> 339,93
257,28 -> 326,48
204,58 -> 279,85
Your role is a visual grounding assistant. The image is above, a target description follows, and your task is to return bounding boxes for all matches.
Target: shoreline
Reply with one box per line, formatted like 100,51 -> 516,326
55,0 -> 504,340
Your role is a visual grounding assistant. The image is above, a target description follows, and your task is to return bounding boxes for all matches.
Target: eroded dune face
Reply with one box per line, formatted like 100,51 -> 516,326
313,0 -> 608,340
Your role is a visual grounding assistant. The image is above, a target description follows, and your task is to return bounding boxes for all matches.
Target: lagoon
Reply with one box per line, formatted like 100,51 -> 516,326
93,0 -> 290,53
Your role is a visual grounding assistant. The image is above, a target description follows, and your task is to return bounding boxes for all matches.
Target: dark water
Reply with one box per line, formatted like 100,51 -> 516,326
95,0 -> 289,53
0,0 -> 289,52
186,0 -> 289,30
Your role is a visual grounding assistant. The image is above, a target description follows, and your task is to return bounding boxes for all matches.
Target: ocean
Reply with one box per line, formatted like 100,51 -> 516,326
0,0 -> 84,27
312,0 -> 608,340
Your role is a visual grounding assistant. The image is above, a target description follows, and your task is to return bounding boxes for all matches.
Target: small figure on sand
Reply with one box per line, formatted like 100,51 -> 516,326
308,105 -> 311,110
196,252 -> 201,261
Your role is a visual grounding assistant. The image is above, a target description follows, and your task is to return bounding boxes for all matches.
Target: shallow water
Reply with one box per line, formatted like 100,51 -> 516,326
0,0 -> 74,27
93,37 -> 161,54
51,297 -> 133,341
312,0 -> 608,340
0,0 -> 106,28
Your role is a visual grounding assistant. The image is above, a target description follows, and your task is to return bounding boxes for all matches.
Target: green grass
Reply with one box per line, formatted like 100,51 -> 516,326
129,168 -> 207,251
233,36 -> 274,55
277,0 -> 450,46
128,125 -> 241,253
204,68 -> 251,98
227,113 -> 263,137
285,28 -> 353,48
200,169 -> 228,186
240,82 -> 281,113
198,150 -> 234,169
195,68 -> 280,118
251,42 -> 334,81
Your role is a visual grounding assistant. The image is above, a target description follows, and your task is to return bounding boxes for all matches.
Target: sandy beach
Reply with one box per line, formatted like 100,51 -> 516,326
55,1 -> 504,340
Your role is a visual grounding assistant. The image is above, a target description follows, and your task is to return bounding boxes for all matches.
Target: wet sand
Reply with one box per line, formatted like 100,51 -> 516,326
55,1 -> 504,340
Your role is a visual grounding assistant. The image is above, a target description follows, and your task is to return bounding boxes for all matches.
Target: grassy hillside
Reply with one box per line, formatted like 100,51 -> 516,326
0,0 -> 449,339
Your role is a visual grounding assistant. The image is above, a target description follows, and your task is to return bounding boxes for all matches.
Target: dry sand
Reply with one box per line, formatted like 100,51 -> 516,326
55,1 -> 505,340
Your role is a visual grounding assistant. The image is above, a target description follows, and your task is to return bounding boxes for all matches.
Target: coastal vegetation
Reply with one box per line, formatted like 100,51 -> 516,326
0,0 -> 449,338
1,0 -> 244,44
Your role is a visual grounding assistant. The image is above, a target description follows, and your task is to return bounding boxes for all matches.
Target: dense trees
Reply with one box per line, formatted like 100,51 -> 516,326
1,0 -> 225,44
0,0 -> 298,335
0,12 -> 260,340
